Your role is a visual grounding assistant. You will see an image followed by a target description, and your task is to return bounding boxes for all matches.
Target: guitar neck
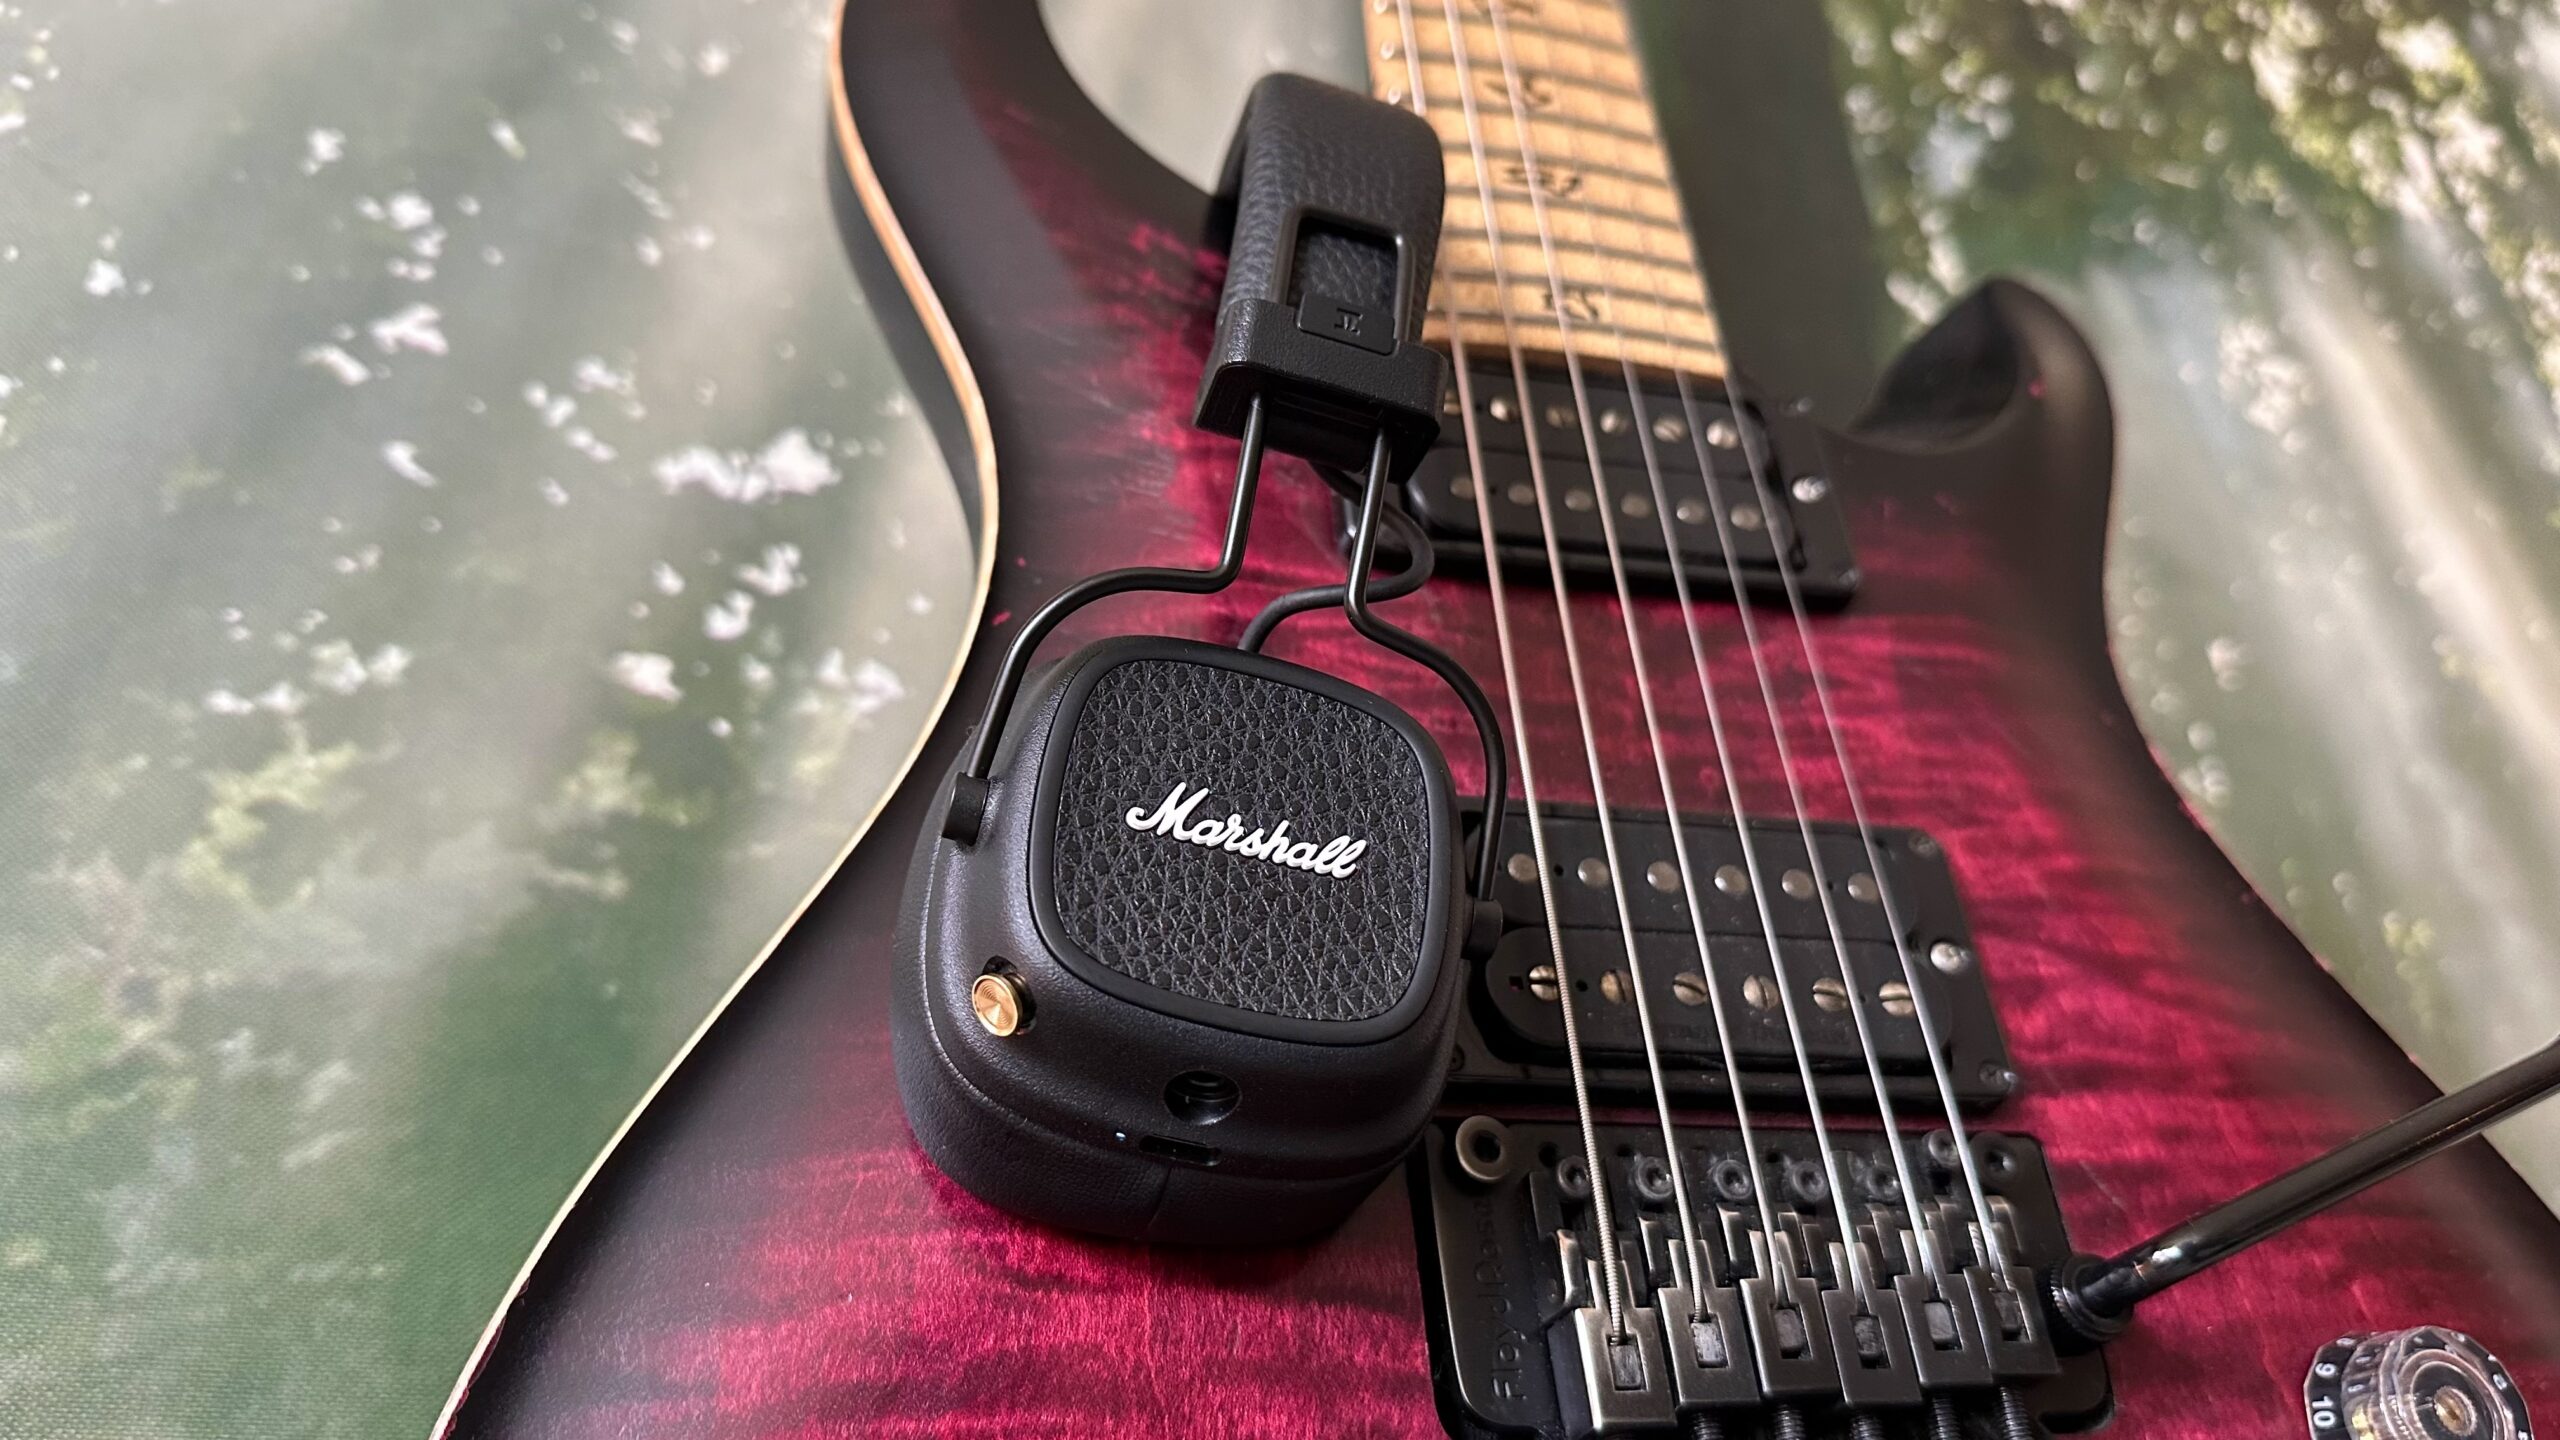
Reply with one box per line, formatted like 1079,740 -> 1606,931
1364,0 -> 1726,377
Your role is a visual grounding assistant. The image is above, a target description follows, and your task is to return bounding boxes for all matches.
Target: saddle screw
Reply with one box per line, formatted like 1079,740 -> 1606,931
1784,1159 -> 1830,1207
1555,1154 -> 1594,1200
1929,941 -> 1973,974
1631,1154 -> 1676,1203
1671,972 -> 1711,1007
1710,1158 -> 1754,1203
1528,964 -> 1560,1003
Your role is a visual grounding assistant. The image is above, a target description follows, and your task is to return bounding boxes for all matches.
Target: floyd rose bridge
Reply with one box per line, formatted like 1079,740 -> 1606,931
1412,804 -> 2560,1439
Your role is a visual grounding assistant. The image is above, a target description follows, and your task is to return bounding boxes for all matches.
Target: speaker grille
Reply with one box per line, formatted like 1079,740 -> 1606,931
1048,657 -> 1434,1023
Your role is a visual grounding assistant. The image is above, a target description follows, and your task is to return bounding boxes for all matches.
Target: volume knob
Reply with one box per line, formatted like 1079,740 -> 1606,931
2304,1328 -> 2531,1440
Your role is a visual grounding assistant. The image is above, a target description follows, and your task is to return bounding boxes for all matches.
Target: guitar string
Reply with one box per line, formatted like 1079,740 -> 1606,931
1455,0 -> 1786,1298
1674,388 -> 2007,1279
1387,0 -> 1633,1340
1561,0 -> 2007,1280
1510,0 -> 1940,1282
1464,0 -> 1889,1294
1428,0 -> 1727,1315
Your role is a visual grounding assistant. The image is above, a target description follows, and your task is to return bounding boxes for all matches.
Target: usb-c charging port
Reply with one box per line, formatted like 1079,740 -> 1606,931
1137,1135 -> 1221,1168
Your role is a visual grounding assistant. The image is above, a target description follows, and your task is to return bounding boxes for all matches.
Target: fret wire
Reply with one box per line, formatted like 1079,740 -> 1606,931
1447,188 -> 1686,241
1440,138 -> 1676,192
1440,228 -> 1703,275
1434,269 -> 1715,320
1425,319 -> 1723,377
1434,3 -> 1633,57
1410,8 -> 1647,82
1448,171 -> 1687,229
1437,244 -> 1714,305
1466,103 -> 1661,149
1408,48 -> 1649,104
1413,52 -> 1648,110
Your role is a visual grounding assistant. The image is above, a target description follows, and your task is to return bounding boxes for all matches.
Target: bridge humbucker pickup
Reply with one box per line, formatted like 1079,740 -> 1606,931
1452,802 -> 2020,1112
1349,363 -> 1861,603
1413,1119 -> 2112,1439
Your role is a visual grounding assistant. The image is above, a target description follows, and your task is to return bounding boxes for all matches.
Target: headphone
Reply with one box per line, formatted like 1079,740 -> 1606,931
890,75 -> 1509,1243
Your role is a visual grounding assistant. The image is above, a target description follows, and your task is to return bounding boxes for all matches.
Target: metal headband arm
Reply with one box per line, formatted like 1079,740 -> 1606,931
943,401 -> 1269,842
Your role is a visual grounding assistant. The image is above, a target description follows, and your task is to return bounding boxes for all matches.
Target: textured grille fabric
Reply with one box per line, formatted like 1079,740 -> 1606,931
1049,658 -> 1432,1022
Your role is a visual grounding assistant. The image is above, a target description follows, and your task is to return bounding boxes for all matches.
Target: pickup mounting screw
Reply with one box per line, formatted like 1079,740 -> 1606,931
970,972 -> 1030,1037
1705,417 -> 1740,449
1599,971 -> 1631,1005
1506,852 -> 1538,884
1528,964 -> 1560,1002
1879,980 -> 1915,1017
1811,977 -> 1850,1012
1671,972 -> 1710,1007
1930,941 -> 1973,974
1713,864 -> 1750,897
1645,860 -> 1680,893
1743,975 -> 1780,1011
1791,475 -> 1829,503
1675,497 -> 1709,525
1780,868 -> 1815,900
1652,414 -> 1687,444
1845,871 -> 1880,904
1731,502 -> 1765,532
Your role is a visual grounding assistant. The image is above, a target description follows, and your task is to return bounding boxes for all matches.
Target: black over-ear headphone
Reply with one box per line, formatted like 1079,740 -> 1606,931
891,75 -> 1510,1244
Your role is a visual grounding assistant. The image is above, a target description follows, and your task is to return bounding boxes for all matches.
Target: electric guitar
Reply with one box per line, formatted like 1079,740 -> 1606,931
438,1 -> 2560,1435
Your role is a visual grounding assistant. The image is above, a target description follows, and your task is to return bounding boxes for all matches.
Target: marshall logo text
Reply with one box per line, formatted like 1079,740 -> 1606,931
1122,781 -> 1367,879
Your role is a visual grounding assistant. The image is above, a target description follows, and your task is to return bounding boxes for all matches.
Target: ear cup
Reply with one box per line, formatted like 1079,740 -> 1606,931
891,636 -> 1464,1243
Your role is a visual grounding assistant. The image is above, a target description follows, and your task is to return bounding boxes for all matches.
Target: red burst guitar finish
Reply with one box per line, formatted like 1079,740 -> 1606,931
441,1 -> 2560,1436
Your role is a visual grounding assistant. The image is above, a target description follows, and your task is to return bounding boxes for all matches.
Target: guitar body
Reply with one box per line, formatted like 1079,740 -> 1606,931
443,2 -> 2560,1435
